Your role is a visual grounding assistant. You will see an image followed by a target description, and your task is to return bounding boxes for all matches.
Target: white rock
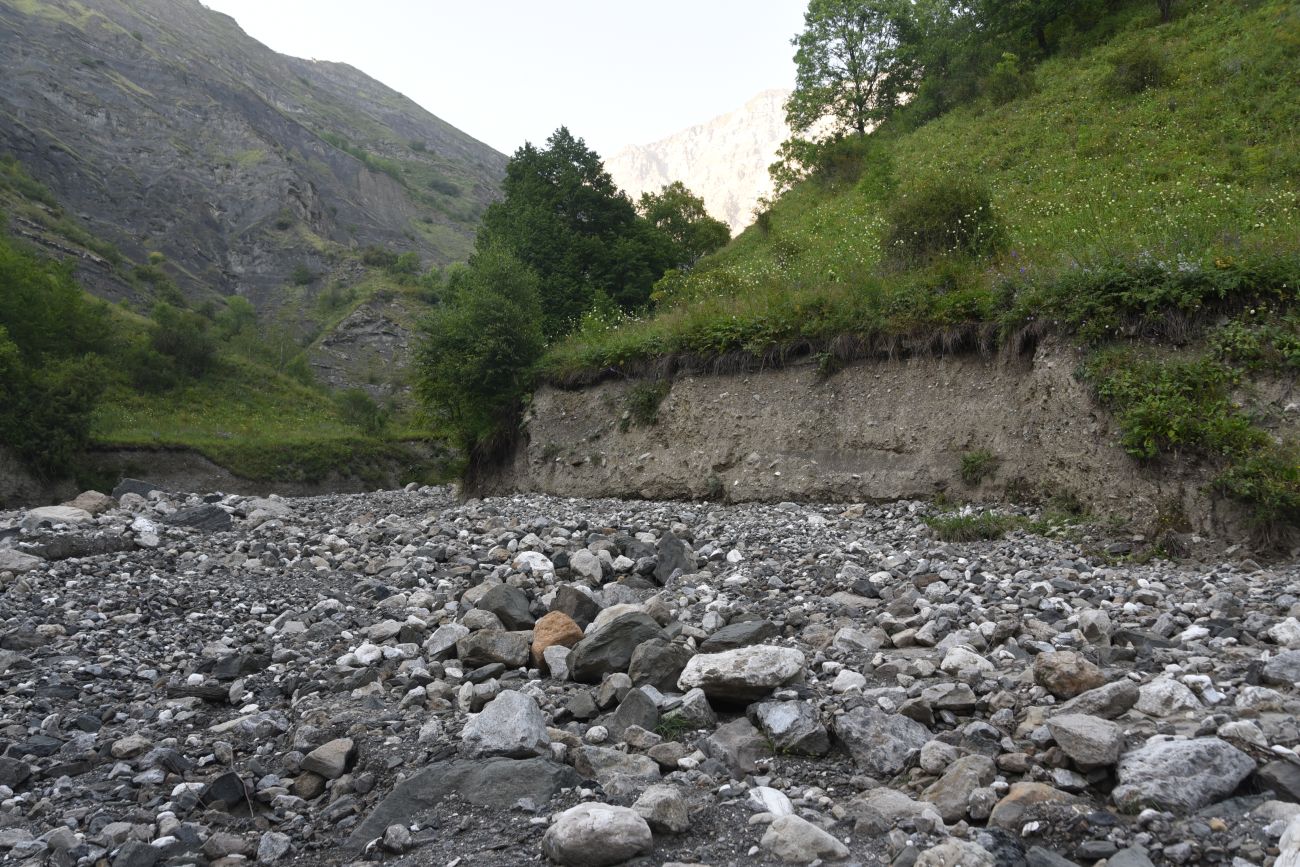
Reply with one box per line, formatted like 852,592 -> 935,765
1135,678 -> 1202,717
747,786 -> 794,816
940,645 -> 993,675
678,646 -> 806,702
759,814 -> 849,863
541,803 -> 652,867
1270,618 -> 1300,649
512,551 -> 554,574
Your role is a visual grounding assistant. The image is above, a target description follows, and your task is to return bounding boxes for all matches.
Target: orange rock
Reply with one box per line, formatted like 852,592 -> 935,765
531,611 -> 584,670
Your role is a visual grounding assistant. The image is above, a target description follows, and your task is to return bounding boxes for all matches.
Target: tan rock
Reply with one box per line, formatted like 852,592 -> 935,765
987,782 -> 1082,831
532,611 -> 584,669
1033,651 -> 1107,699
64,490 -> 115,515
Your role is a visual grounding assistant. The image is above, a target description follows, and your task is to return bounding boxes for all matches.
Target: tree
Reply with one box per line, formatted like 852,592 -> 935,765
415,244 -> 545,452
478,127 -> 670,335
786,0 -> 917,139
637,182 -> 731,270
1156,0 -> 1176,23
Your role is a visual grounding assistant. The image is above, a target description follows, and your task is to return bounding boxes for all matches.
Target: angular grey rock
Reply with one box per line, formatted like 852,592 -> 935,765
606,687 -> 659,740
569,612 -> 664,684
915,840 -> 996,867
677,645 -> 805,703
700,717 -> 772,777
1257,760 -> 1300,803
572,746 -> 661,788
1112,736 -> 1255,813
569,548 -> 604,583
301,738 -> 354,780
1135,678 -> 1202,717
1033,651 -> 1106,699
698,618 -> 778,652
1106,848 -> 1157,867
542,803 -> 653,867
424,623 -> 470,659
1047,714 -> 1123,766
628,638 -> 692,693
477,583 -> 534,630
1025,847 -> 1082,867
460,690 -> 550,758
1052,680 -> 1139,720
0,549 -> 42,574
632,784 -> 690,834
663,687 -> 716,730
346,759 -> 580,851
921,754 -> 996,822
164,503 -> 232,532
834,707 -> 931,778
654,533 -> 692,584
759,814 -> 849,864
552,584 -> 602,629
111,478 -> 161,499
256,831 -> 291,863
750,700 -> 831,756
456,630 -> 530,669
21,505 -> 93,530
1264,651 -> 1300,687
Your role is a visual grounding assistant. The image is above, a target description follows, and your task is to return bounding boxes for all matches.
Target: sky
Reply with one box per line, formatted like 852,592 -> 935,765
199,1 -> 806,157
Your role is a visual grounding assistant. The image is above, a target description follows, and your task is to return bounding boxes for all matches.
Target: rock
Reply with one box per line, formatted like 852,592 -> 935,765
570,613 -> 664,683
456,630 -> 531,669
346,759 -> 580,851
1025,847 -> 1082,867
542,802 -> 653,866
915,841 -> 996,867
111,478 -> 160,499
164,504 -> 232,532
569,549 -> 604,583
21,505 -> 93,530
750,700 -> 830,756
532,611 -> 584,668
988,783 -> 1082,831
513,550 -> 554,573
113,839 -> 161,866
633,784 -> 690,834
921,754 -> 996,822
0,757 -> 31,788
606,687 -> 659,740
1033,651 -> 1106,699
1047,714 -> 1124,766
301,738 -> 354,780
677,645 -> 805,703
654,533 -> 692,584
759,814 -> 849,864
748,786 -> 795,816
544,645 -> 572,680
1278,814 -> 1300,867
698,618 -> 778,652
572,746 -> 662,788
1257,761 -> 1300,803
834,707 -> 930,778
478,583 -> 535,630
1052,680 -> 1139,720
850,787 -> 943,827
1263,651 -> 1300,687
256,831 -> 291,863
940,645 -> 994,675
1106,848 -> 1157,867
65,490 -> 115,515
1112,736 -> 1255,813
628,638 -> 692,692
700,717 -> 771,777
424,623 -> 470,659
461,690 -> 550,758
1135,678 -> 1202,717
0,549 -> 42,573
552,585 -> 602,628
664,688 -> 716,730
110,733 -> 151,758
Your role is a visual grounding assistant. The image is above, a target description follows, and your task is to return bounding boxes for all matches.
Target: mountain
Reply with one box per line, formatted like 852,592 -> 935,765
0,0 -> 505,312
604,89 -> 792,235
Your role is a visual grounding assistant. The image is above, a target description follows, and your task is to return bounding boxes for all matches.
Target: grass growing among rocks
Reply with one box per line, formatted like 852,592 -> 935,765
926,512 -> 1028,543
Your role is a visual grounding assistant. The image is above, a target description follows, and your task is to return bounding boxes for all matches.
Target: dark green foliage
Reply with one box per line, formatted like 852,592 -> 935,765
638,182 -> 730,271
416,245 -> 545,450
621,381 -> 671,431
960,449 -> 1000,485
1106,42 -> 1168,94
428,178 -> 462,197
149,302 -> 217,378
1214,447 -> 1300,530
478,127 -> 672,334
408,140 -> 427,152
336,388 -> 389,436
1210,311 -> 1300,372
215,295 -> 257,339
291,264 -> 316,286
883,173 -> 1007,265
985,52 -> 1034,104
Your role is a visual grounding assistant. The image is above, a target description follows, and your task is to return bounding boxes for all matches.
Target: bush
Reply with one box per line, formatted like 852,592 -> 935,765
620,381 -> 671,430
149,302 -> 217,378
428,178 -> 461,197
1106,43 -> 1167,94
883,173 -> 1008,266
337,388 -> 389,437
291,264 -> 317,286
985,53 -> 1034,105
960,449 -> 1000,485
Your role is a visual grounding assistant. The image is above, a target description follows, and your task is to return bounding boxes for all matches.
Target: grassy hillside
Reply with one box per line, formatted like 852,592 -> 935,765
547,0 -> 1299,379
544,0 -> 1300,534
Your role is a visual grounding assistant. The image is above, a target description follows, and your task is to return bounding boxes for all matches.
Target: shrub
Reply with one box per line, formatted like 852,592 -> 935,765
883,173 -> 1007,266
621,381 -> 671,430
960,449 -> 1000,485
149,302 -> 217,378
291,264 -> 316,286
985,53 -> 1034,105
926,511 -> 1025,542
428,177 -> 461,197
1106,43 -> 1167,95
337,388 -> 389,437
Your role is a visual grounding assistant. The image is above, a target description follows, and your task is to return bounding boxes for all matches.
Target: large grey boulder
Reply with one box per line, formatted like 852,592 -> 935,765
164,504 -> 232,532
677,645 -> 805,703
759,814 -> 849,864
1047,714 -> 1123,766
460,690 -> 549,758
456,630 -> 530,669
1264,651 -> 1300,687
21,505 -> 92,531
476,584 -> 534,630
0,549 -> 43,574
750,700 -> 830,756
1112,736 -> 1255,813
921,754 -> 996,822
569,613 -> 664,683
834,707 -> 930,778
541,803 -> 653,867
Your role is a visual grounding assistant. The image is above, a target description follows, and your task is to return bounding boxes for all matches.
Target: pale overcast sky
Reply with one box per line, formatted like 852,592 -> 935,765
199,1 -> 806,157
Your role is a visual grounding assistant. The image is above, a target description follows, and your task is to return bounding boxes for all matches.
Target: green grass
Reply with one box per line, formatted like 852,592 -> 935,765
926,511 -> 1028,542
960,450 -> 1000,486
544,0 -> 1300,383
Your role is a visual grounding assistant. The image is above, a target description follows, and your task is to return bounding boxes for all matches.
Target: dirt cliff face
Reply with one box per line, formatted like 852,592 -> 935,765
0,0 -> 504,310
493,341 -> 1295,536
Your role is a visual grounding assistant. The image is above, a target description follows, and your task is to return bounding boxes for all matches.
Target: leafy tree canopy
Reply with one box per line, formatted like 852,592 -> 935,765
638,182 -> 731,271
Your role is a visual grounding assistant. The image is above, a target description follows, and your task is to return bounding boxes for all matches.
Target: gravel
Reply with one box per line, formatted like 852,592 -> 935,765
0,484 -> 1297,865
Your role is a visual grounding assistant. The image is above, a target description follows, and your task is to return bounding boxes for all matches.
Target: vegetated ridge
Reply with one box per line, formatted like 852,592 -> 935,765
541,0 -> 1300,537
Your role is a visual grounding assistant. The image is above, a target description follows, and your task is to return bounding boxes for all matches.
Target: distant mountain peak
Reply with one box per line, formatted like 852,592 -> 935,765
606,89 -> 792,234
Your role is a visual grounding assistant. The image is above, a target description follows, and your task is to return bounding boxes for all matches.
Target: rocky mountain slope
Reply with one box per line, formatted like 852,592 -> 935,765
0,0 -> 505,311
605,90 -> 792,234
2,483 -> 1300,865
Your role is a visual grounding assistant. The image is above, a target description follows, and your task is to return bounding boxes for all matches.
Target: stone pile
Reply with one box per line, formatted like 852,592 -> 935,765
0,482 -> 1298,866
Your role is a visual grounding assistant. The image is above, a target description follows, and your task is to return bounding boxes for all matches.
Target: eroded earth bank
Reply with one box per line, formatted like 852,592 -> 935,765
2,484 -> 1300,866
